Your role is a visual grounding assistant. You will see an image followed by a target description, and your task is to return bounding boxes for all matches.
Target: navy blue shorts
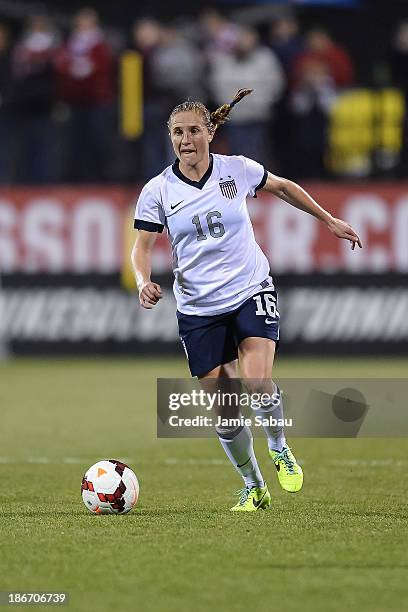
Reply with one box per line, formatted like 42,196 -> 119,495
177,290 -> 280,377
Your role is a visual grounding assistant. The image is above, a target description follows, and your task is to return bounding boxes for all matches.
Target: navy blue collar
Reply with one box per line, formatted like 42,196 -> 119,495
172,154 -> 213,190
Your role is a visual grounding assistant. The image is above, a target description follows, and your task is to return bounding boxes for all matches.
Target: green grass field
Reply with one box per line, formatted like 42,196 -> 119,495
1,357 -> 408,612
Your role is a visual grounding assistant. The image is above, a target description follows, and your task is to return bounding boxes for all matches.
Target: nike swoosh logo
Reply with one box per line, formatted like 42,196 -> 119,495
265,318 -> 276,324
253,491 -> 267,508
170,200 -> 184,210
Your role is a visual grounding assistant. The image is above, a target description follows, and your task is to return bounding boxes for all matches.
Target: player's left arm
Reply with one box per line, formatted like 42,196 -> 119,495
261,172 -> 362,250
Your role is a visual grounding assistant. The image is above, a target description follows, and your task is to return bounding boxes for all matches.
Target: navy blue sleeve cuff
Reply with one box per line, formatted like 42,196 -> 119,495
253,169 -> 268,197
134,219 -> 164,233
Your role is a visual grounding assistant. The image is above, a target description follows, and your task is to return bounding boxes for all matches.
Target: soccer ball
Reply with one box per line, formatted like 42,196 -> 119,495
81,460 -> 139,515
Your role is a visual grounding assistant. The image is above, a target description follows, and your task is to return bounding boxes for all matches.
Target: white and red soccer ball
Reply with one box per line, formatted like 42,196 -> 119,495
81,460 -> 139,515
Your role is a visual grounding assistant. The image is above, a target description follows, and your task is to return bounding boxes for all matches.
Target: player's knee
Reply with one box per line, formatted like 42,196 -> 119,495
219,360 -> 238,379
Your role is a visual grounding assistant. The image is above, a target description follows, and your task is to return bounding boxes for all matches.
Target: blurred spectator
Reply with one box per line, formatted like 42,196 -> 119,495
54,7 -> 115,182
209,27 -> 285,166
269,15 -> 305,76
153,25 -> 205,106
287,28 -> 353,178
0,23 -> 13,182
391,21 -> 408,94
291,28 -> 354,89
390,20 -> 408,177
289,59 -> 337,178
10,13 -> 59,183
132,20 -> 205,179
268,15 -> 305,176
200,8 -> 241,58
132,18 -> 162,103
132,18 -> 166,180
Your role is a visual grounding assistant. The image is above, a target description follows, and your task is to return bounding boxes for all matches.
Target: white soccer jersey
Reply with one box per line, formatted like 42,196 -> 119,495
134,153 -> 273,316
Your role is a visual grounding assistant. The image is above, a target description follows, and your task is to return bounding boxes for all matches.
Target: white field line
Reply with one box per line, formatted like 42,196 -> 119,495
163,458 -> 308,467
330,459 -> 408,467
0,457 -> 407,467
164,458 -> 408,468
165,458 -> 228,466
0,457 -> 228,466
0,457 -> 134,465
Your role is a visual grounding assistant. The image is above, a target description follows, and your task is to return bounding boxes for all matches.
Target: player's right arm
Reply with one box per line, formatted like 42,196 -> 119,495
131,230 -> 163,309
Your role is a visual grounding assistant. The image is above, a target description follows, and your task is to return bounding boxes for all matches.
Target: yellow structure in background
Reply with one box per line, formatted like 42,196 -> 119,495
120,51 -> 143,139
120,50 -> 142,288
121,206 -> 137,291
327,88 -> 405,176
375,88 -> 405,154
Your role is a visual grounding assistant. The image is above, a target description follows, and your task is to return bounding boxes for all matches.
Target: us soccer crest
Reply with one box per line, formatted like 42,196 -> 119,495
219,176 -> 237,199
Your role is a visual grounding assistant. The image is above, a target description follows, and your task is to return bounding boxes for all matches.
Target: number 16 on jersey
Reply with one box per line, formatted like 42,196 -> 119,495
253,293 -> 279,322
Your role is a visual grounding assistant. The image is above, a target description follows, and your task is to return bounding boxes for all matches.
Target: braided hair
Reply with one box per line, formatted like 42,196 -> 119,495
167,88 -> 253,135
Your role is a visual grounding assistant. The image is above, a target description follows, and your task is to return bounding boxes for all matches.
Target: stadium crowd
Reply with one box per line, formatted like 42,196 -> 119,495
0,6 -> 406,184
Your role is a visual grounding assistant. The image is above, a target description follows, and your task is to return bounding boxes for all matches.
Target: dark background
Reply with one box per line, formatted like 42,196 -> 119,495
0,0 -> 403,85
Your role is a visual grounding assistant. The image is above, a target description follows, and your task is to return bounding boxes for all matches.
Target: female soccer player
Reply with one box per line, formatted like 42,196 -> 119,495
131,89 -> 362,512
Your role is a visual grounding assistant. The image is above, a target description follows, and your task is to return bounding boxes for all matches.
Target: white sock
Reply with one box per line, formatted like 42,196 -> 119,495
216,423 -> 264,488
251,384 -> 287,452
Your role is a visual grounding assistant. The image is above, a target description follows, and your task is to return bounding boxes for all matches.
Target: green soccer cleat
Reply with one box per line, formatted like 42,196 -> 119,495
230,485 -> 271,512
269,447 -> 303,493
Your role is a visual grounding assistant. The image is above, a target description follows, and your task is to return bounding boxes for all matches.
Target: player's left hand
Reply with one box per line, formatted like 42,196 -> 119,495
327,217 -> 362,250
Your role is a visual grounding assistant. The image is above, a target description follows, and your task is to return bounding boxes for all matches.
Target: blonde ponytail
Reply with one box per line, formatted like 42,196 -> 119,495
210,88 -> 253,133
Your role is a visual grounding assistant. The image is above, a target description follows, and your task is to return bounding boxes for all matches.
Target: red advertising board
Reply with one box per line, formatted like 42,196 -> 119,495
0,182 -> 407,273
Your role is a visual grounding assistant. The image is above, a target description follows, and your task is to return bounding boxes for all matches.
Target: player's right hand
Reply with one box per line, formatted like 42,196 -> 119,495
139,282 -> 163,309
